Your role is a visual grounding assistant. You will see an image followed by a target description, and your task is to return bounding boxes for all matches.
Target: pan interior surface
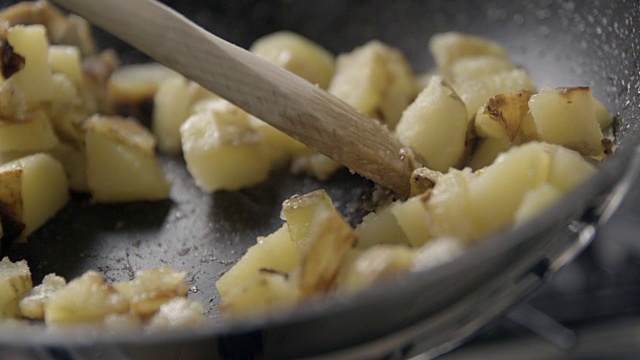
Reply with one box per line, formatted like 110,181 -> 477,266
1,0 -> 640,358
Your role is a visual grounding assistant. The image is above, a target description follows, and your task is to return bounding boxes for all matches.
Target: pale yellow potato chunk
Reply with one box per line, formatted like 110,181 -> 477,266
216,224 -> 298,301
412,237 -> 465,272
146,298 -> 205,332
44,271 -> 129,325
355,202 -> 409,249
250,31 -> 335,89
338,245 -> 415,293
0,257 -> 32,318
85,115 -> 170,202
281,189 -> 334,250
0,153 -> 69,241
48,45 -> 83,86
0,111 -> 59,153
467,142 -> 552,240
153,76 -> 191,154
467,137 -> 512,170
454,69 -> 536,117
0,78 -> 27,120
594,97 -> 614,130
514,183 -> 563,226
529,87 -> 605,157
113,267 -> 189,318
391,195 -> 432,247
328,40 -> 417,128
49,142 -> 88,193
424,168 -> 476,242
219,271 -> 300,317
328,41 -> 387,117
429,32 -> 510,74
106,63 -> 180,114
449,55 -> 515,83
19,273 -> 66,320
180,102 -> 270,192
8,25 -> 55,105
547,144 -> 597,192
395,76 -> 469,172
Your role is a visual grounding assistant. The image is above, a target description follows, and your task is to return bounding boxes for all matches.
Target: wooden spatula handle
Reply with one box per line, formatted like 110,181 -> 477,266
53,0 -> 414,197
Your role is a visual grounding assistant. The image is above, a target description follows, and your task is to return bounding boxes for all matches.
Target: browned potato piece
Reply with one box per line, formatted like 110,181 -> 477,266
474,90 -> 537,144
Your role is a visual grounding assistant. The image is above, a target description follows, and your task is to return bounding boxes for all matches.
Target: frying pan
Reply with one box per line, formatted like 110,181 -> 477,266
1,0 -> 640,359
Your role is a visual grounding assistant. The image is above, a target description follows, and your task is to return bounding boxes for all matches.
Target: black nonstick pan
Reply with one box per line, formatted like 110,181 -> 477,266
1,0 -> 640,359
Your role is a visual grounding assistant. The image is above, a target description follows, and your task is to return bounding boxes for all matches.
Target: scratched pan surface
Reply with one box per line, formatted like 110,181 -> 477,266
1,0 -> 640,359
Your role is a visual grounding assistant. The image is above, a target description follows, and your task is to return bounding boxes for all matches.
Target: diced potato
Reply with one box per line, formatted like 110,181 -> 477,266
546,144 -> 597,192
412,237 -> 465,271
429,32 -> 510,74
529,87 -> 605,157
0,78 -> 27,120
0,257 -> 32,318
49,73 -> 78,104
424,168 -> 475,242
7,25 -> 55,105
391,195 -> 432,247
49,142 -> 88,193
297,205 -> 356,296
328,41 -> 417,128
514,183 -> 563,225
106,63 -> 180,118
19,273 -> 66,320
338,245 -> 415,293
152,76 -> 190,154
44,271 -> 129,325
474,90 -> 537,143
328,41 -> 388,117
289,150 -> 342,181
48,45 -> 83,86
85,115 -> 170,202
281,189 -> 334,250
219,271 -> 299,317
467,136 -> 512,170
113,267 -> 189,318
448,55 -> 515,83
250,31 -> 335,89
0,111 -> 59,153
180,102 -> 270,192
249,116 -> 305,168
145,298 -> 205,332
216,224 -> 298,301
103,313 -> 142,332
593,97 -> 614,130
395,76 -> 469,172
47,108 -> 87,147
467,142 -> 552,240
0,153 -> 69,241
355,202 -> 409,249
454,69 -> 536,117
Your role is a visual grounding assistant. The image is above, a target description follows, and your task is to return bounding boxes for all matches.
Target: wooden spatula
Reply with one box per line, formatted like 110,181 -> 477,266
52,0 -> 414,197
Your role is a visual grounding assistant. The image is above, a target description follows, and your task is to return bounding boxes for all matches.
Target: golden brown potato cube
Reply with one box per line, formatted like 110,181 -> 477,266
297,205 -> 356,296
84,115 -> 171,202
113,267 -> 189,318
44,271 -> 128,325
0,153 -> 69,241
216,224 -> 298,302
0,257 -> 32,318
474,90 -> 537,144
250,31 -> 335,89
0,111 -> 59,153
